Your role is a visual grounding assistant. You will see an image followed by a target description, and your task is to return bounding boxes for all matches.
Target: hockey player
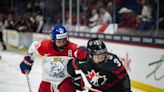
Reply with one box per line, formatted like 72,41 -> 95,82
20,25 -> 77,92
67,38 -> 132,92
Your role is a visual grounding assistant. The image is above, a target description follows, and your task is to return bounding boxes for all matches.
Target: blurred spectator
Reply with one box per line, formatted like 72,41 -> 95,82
96,0 -> 104,9
26,3 -> 33,14
3,14 -> 14,29
125,0 -> 141,14
0,15 -> 6,50
29,15 -> 37,32
137,0 -> 153,30
99,6 -> 112,24
89,9 -> 99,27
33,2 -> 42,14
106,1 -> 113,15
39,2 -> 46,17
35,14 -> 44,33
14,15 -> 32,32
80,13 -> 89,26
72,12 -> 77,25
118,7 -> 139,28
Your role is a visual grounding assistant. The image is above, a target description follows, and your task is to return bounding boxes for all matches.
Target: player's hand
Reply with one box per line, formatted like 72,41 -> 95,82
20,56 -> 34,74
75,46 -> 89,61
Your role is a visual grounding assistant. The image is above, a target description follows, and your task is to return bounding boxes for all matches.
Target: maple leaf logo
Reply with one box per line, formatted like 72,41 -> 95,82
87,70 -> 107,86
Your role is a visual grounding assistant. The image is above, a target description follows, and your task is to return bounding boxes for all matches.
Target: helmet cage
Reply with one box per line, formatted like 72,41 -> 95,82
91,48 -> 107,55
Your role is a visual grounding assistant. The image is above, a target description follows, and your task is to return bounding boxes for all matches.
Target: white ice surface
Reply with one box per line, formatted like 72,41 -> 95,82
0,51 -> 42,92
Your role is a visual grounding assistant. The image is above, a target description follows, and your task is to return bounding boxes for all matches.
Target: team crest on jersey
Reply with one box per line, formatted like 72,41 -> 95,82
87,70 -> 107,86
49,61 -> 65,78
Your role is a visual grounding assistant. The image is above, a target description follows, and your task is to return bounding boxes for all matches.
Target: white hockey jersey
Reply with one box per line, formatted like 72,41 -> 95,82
28,39 -> 77,86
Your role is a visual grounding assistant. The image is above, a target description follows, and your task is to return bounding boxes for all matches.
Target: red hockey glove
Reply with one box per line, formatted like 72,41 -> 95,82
75,46 -> 89,61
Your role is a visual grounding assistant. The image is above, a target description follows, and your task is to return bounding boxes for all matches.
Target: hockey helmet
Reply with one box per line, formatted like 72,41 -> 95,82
50,24 -> 68,40
50,24 -> 68,51
87,38 -> 107,55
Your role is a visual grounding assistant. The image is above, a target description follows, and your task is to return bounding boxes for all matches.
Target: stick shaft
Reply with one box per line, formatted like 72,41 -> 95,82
25,74 -> 32,92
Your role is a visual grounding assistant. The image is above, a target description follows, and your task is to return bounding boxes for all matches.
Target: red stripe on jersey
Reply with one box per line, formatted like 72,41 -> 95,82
72,58 -> 79,70
112,65 -> 125,74
118,72 -> 127,79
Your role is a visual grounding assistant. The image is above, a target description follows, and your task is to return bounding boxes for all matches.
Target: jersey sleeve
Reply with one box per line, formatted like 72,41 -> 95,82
112,54 -> 131,91
111,54 -> 127,79
67,58 -> 84,91
121,74 -> 132,92
28,41 -> 41,60
67,59 -> 76,77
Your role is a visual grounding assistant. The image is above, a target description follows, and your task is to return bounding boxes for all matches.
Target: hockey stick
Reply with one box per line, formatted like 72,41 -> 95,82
75,70 -> 102,92
149,60 -> 163,66
149,55 -> 164,66
25,71 -> 32,92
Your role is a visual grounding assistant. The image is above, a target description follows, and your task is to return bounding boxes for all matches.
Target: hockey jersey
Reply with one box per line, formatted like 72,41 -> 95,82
67,52 -> 131,92
28,39 -> 77,86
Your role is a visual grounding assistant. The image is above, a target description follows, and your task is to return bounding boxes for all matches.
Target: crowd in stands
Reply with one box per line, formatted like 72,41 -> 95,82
79,0 -> 162,30
0,0 -> 164,33
0,1 -> 45,33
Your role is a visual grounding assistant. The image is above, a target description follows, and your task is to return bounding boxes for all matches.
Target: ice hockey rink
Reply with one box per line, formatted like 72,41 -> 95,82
0,50 -> 146,92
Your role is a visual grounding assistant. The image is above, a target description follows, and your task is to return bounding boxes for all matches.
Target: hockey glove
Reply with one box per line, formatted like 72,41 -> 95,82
20,56 -> 34,74
75,46 -> 89,61
72,76 -> 84,91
